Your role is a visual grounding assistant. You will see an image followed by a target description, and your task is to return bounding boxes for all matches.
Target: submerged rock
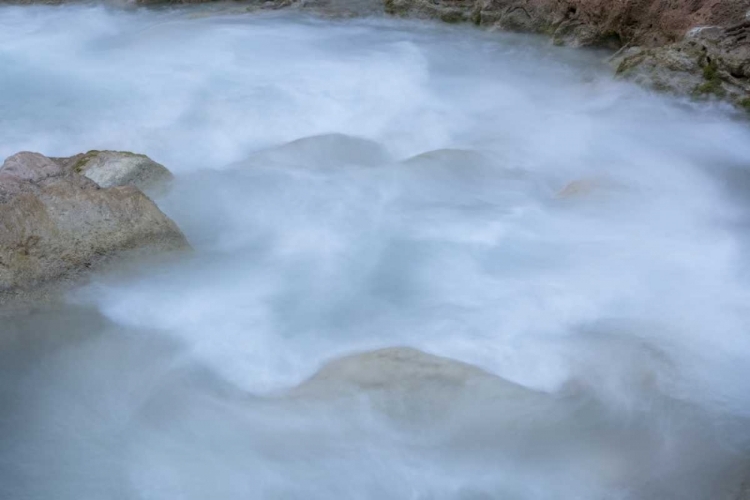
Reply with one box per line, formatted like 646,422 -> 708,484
238,133 -> 391,169
0,151 -> 188,304
285,346 -> 750,498
555,177 -> 625,199
297,347 -> 501,391
53,150 -> 173,194
290,346 -> 546,407
288,348 -> 562,440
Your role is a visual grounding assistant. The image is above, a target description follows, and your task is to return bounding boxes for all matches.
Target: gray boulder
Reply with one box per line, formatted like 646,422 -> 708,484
0,152 -> 188,304
53,150 -> 174,194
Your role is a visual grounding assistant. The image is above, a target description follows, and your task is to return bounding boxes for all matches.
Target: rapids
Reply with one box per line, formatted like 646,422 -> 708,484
2,4 -> 750,499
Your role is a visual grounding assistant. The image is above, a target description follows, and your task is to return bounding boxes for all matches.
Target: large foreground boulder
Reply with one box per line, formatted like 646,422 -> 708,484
0,151 -> 188,303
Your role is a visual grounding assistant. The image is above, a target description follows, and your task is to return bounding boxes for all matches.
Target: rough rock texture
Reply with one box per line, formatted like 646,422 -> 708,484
385,0 -> 749,46
612,21 -> 750,108
385,0 -> 750,108
134,0 -> 384,17
52,150 -> 174,194
0,152 -> 188,303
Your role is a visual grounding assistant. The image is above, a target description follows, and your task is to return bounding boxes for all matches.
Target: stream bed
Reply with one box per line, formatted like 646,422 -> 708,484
2,4 -> 750,499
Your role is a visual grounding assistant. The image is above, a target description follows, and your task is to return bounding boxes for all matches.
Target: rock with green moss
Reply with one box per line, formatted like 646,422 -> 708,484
0,152 -> 188,305
610,22 -> 750,110
384,0 -> 750,110
611,44 -> 705,96
53,150 -> 173,194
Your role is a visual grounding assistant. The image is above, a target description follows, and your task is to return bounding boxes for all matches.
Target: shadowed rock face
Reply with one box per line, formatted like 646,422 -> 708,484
0,152 -> 188,304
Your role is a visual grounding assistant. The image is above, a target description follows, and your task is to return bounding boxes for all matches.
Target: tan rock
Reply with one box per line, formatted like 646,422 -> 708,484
0,152 -> 188,304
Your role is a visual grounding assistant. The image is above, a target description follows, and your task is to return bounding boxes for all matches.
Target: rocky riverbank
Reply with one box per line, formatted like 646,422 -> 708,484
1,0 -> 747,107
383,0 -> 750,110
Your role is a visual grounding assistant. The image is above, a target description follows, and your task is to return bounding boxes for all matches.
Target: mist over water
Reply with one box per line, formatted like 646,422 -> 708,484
3,4 -> 750,500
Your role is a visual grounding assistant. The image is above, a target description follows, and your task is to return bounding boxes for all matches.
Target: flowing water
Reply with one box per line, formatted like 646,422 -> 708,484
3,4 -> 750,499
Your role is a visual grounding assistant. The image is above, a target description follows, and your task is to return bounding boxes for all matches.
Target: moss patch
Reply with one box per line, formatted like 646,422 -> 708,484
694,60 -> 726,98
739,98 -> 750,112
615,50 -> 648,76
439,9 -> 465,23
72,150 -> 101,173
540,23 -> 557,36
70,150 -> 148,174
702,61 -> 719,81
694,79 -> 726,97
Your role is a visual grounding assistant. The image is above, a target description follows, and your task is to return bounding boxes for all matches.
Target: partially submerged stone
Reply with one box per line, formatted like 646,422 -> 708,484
238,133 -> 390,169
0,151 -> 188,304
289,346 -> 544,405
298,346 -> 498,391
556,177 -> 622,199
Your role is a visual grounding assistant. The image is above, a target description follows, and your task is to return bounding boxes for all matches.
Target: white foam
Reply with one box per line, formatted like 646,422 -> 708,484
4,4 -> 750,499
